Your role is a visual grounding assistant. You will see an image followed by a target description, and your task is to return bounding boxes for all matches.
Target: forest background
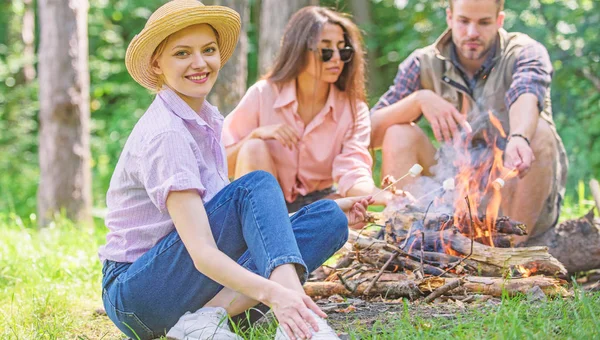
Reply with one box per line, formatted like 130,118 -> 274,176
0,0 -> 598,221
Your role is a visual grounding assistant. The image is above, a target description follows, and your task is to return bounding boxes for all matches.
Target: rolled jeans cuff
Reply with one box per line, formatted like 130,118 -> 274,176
240,254 -> 308,284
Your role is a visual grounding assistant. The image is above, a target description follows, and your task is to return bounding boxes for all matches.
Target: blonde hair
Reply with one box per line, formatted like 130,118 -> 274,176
150,36 -> 170,93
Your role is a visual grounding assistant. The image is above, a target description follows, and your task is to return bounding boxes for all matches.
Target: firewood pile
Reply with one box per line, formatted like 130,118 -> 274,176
304,208 -> 571,302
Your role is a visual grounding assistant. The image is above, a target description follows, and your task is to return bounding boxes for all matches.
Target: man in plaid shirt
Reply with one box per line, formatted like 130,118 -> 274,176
370,0 -> 568,243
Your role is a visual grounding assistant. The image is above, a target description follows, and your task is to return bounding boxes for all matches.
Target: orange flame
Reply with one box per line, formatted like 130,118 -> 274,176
444,111 -> 514,250
516,265 -> 533,278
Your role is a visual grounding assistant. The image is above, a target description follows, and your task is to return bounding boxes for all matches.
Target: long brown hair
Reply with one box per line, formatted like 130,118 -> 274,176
264,6 -> 367,121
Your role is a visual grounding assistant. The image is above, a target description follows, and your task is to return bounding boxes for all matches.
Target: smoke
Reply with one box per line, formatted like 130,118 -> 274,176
384,104 -> 507,218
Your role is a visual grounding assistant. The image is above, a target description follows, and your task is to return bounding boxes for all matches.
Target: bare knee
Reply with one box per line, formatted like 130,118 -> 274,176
382,123 -> 427,152
235,139 -> 275,176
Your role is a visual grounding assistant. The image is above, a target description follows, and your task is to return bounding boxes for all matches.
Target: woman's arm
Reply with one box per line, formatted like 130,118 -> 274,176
332,103 -> 382,201
223,83 -> 298,178
166,189 -> 325,338
167,189 -> 278,303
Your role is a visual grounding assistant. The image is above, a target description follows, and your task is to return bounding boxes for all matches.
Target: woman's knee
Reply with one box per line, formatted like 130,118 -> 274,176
237,138 -> 271,163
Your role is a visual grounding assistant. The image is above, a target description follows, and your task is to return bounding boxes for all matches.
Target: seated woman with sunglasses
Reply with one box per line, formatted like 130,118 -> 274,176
224,6 -> 394,213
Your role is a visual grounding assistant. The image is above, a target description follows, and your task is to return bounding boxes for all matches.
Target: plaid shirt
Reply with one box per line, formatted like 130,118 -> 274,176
372,39 -> 552,114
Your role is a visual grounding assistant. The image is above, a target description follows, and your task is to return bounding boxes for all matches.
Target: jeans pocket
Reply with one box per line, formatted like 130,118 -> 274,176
103,290 -> 154,340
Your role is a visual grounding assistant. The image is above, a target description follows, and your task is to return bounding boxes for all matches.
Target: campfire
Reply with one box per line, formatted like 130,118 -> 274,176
305,112 -> 570,302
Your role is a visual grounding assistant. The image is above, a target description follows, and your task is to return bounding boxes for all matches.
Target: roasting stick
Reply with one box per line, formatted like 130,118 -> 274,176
372,164 -> 424,199
414,178 -> 456,202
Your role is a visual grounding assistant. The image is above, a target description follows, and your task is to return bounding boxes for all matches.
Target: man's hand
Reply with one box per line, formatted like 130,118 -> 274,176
250,124 -> 300,149
416,89 -> 472,142
504,136 -> 535,178
334,196 -> 374,229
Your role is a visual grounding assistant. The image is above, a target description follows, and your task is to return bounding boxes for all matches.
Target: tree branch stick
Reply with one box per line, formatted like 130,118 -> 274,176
423,279 -> 463,303
364,251 -> 399,295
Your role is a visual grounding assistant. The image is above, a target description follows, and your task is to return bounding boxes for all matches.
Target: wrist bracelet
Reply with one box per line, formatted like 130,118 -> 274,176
509,133 -> 531,146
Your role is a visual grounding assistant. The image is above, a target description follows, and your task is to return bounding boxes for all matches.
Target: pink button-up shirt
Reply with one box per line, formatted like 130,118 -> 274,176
99,87 -> 229,263
222,79 -> 374,203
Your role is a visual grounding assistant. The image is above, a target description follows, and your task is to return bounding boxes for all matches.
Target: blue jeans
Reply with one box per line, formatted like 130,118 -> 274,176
101,171 -> 349,340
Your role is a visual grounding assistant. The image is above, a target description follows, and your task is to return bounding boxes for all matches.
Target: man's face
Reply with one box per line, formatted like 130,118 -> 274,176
447,0 -> 505,62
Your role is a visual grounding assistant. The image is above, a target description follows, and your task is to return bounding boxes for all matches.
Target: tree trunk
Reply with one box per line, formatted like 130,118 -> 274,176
348,0 -> 382,98
37,0 -> 92,227
22,0 -> 36,82
258,0 -> 314,76
204,0 -> 249,116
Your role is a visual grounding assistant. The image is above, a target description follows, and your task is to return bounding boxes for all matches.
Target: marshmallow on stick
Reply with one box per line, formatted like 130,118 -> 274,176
492,178 -> 505,190
373,163 -> 423,198
415,177 -> 455,202
409,164 -> 424,177
442,178 -> 455,191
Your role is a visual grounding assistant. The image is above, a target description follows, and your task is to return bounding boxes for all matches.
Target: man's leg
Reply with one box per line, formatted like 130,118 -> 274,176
381,123 -> 437,188
234,139 -> 278,179
502,119 -> 559,243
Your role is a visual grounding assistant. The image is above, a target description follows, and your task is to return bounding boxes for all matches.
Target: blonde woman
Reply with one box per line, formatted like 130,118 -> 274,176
99,1 -> 371,339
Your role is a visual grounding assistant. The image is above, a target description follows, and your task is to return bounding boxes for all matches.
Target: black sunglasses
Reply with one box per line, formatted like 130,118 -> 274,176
312,46 -> 354,63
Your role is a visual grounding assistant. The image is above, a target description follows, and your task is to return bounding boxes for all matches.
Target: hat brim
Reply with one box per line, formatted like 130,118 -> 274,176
125,5 -> 241,91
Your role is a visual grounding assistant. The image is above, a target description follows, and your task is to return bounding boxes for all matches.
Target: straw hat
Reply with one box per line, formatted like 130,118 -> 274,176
125,0 -> 241,90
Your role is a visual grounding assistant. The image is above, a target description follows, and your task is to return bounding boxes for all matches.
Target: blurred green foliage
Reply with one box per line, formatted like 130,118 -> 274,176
0,0 -> 598,217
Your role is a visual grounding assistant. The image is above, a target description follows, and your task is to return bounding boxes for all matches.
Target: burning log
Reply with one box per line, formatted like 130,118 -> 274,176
349,228 -> 567,277
434,228 -> 567,276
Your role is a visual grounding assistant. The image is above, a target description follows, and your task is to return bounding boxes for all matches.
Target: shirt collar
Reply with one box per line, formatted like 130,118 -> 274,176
158,86 -> 222,127
272,80 -> 338,122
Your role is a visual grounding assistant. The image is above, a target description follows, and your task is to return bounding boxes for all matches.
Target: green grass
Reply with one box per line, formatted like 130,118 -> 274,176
336,294 -> 600,339
0,214 -> 120,339
1,197 -> 599,339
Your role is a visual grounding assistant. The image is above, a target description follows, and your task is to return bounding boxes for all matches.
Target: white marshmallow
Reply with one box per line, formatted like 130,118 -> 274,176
409,164 -> 423,177
492,178 -> 505,190
443,178 -> 455,191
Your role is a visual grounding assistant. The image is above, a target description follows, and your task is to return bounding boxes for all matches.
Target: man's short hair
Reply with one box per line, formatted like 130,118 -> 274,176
449,0 -> 505,14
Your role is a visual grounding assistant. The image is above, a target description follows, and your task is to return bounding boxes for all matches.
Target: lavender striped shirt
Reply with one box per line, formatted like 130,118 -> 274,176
98,87 -> 229,263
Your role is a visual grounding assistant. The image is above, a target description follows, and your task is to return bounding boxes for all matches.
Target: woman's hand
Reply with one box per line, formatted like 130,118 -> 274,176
334,196 -> 374,228
266,284 -> 326,339
250,124 -> 300,149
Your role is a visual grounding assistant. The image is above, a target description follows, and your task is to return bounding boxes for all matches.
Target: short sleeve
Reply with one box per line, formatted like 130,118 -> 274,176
222,83 -> 262,147
140,131 -> 206,213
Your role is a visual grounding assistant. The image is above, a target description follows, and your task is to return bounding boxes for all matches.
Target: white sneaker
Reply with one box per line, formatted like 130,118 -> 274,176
166,307 -> 242,340
274,309 -> 340,340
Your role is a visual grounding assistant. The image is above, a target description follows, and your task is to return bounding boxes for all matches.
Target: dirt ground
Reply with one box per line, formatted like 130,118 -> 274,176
315,294 -> 501,334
